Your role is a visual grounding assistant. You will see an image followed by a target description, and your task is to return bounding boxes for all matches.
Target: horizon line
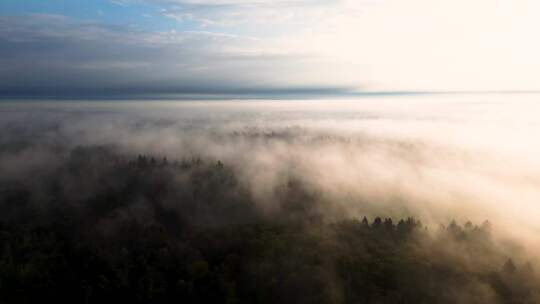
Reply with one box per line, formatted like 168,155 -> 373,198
1,90 -> 540,101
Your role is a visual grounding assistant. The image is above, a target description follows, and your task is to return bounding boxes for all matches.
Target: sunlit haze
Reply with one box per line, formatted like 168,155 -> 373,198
2,1 -> 540,303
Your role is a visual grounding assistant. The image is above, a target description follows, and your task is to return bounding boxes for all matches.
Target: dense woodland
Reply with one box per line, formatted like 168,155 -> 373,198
0,146 -> 539,303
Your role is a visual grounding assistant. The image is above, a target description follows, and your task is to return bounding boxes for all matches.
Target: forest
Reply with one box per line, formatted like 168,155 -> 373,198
0,146 -> 538,304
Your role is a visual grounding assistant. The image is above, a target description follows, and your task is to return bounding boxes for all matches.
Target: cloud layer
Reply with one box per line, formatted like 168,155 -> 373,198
2,95 -> 540,252
0,13 -> 358,97
2,0 -> 540,97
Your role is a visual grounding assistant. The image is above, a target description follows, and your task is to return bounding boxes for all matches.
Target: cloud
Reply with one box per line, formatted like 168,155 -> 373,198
139,0 -> 540,92
0,14 -> 358,97
3,0 -> 540,96
155,1 -> 353,27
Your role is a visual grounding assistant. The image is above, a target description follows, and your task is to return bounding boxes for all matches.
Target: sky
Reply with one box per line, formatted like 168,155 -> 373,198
1,0 -> 540,98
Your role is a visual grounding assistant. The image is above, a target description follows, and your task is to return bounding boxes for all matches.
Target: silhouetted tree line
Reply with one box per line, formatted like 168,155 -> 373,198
0,146 -> 538,303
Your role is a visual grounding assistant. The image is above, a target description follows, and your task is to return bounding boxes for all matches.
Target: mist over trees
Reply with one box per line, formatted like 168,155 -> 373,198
0,146 -> 538,304
1,104 -> 540,303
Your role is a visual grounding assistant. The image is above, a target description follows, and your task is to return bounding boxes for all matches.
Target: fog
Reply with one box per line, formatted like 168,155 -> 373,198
3,94 -> 540,302
2,93 -> 540,252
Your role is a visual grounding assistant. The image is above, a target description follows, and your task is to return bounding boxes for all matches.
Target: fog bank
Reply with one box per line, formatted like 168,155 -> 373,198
2,94 -> 540,252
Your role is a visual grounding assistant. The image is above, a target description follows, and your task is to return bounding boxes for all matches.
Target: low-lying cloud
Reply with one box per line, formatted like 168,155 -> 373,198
2,96 -> 540,255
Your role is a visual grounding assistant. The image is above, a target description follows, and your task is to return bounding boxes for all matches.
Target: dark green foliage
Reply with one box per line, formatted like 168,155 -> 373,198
0,147 -> 538,303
